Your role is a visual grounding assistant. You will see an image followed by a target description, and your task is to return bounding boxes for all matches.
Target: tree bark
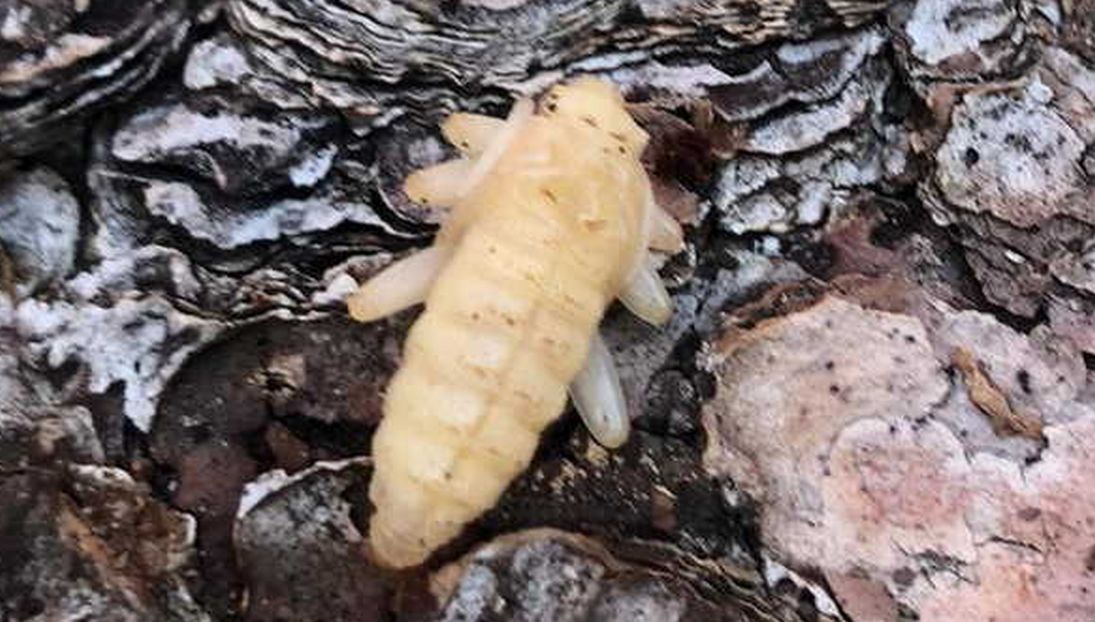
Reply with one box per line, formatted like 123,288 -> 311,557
1,1 -> 1092,620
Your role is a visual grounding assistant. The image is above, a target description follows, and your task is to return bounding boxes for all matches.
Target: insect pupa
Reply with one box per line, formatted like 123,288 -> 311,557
347,77 -> 684,568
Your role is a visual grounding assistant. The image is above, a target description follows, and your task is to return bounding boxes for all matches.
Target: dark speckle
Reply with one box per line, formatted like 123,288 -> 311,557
1017,369 -> 1032,394
824,360 -> 835,370
963,147 -> 980,167
829,384 -> 840,395
892,567 -> 916,587
1004,133 -> 1033,152
1017,507 -> 1041,521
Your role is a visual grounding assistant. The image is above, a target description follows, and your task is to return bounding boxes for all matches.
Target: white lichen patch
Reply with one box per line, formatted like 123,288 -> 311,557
920,47 -> 1095,323
715,132 -> 883,234
934,91 -> 1087,228
0,32 -> 110,84
67,245 -> 202,302
14,288 -> 221,432
713,27 -> 886,122
902,0 -> 1017,67
606,60 -> 732,101
114,105 -> 299,160
139,180 -> 387,249
744,78 -> 875,155
237,457 -> 370,519
289,144 -> 338,187
709,26 -> 890,235
184,35 -> 254,90
704,293 -> 1095,621
0,167 -> 80,295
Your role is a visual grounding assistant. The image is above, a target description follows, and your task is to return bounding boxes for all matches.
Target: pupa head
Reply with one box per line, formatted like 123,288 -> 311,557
541,76 -> 649,156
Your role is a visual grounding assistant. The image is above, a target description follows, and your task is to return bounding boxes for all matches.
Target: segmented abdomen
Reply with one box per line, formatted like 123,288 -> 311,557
368,211 -> 611,567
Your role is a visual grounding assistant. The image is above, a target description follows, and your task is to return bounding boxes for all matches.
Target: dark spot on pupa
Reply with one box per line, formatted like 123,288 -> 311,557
618,145 -> 627,154
581,116 -> 597,128
905,335 -> 917,344
541,188 -> 557,203
829,384 -> 840,395
824,360 -> 835,370
609,131 -> 627,142
460,140 -> 469,149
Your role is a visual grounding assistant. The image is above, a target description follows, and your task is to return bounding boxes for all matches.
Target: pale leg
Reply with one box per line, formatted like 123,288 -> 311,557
347,246 -> 451,322
648,202 -> 685,252
618,255 -> 673,326
569,333 -> 630,448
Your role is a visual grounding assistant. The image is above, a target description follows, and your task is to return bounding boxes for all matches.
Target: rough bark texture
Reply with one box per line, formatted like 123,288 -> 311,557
1,0 -> 1092,620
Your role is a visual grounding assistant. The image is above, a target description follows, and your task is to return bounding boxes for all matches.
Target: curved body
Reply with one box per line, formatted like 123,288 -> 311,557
350,79 -> 680,568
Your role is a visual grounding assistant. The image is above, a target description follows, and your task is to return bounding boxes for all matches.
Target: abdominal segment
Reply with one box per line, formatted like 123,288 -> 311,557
367,217 -> 605,567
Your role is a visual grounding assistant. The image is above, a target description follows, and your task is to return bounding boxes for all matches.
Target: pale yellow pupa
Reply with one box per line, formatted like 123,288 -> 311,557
347,77 -> 684,568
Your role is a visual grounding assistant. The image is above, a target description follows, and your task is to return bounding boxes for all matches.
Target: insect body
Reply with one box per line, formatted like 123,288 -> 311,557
347,78 -> 683,568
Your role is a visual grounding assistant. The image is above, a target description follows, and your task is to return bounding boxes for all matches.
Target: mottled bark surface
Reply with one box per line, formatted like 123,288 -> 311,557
1,1 -> 1092,621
